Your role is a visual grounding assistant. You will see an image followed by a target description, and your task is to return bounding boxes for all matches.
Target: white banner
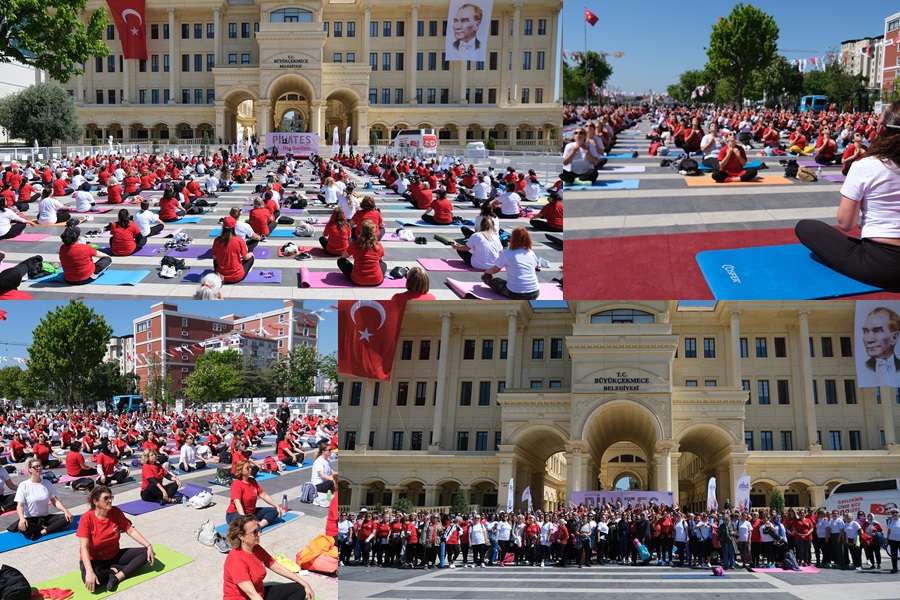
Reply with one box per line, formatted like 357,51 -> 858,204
570,490 -> 674,507
506,477 -> 514,513
735,475 -> 751,513
855,301 -> 900,388
331,126 -> 339,155
345,126 -> 351,148
707,477 -> 718,512
264,133 -> 318,157
445,0 -> 494,62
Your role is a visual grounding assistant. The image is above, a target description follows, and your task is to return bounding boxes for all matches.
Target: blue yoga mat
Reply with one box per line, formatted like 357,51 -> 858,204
604,153 -> 639,159
159,216 -> 203,224
31,269 -> 150,286
0,514 -> 81,553
395,219 -> 475,228
564,180 -> 640,191
255,471 -> 280,482
208,228 -> 297,237
214,511 -> 300,536
696,244 -> 884,300
698,160 -> 764,171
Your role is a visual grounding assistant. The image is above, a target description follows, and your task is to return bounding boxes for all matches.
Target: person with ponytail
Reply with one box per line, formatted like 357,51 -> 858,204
796,101 -> 900,289
337,220 -> 386,286
320,207 -> 351,256
108,208 -> 146,256
211,216 -> 254,283
37,186 -> 73,224
59,219 -> 112,284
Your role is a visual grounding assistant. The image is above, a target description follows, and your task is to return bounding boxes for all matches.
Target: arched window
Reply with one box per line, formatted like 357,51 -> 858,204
590,309 -> 655,324
270,8 -> 313,23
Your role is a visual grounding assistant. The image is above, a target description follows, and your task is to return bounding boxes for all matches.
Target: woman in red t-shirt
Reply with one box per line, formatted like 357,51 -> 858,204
350,197 -> 385,238
337,220 -> 386,286
530,190 -> 563,232
248,197 -> 274,237
320,208 -> 351,256
122,170 -> 140,197
814,127 -> 840,166
157,186 -> 185,222
212,218 -> 254,284
223,514 -> 313,600
276,437 -> 299,466
108,209 -> 146,256
59,222 -> 112,284
31,434 -> 60,468
138,449 -> 181,505
106,176 -> 124,205
226,460 -> 282,529
841,131 -> 868,176
421,189 -> 454,225
78,485 -> 154,593
712,132 -> 759,183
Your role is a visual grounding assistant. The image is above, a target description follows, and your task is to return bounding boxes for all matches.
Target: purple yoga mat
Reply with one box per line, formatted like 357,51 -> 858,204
797,160 -> 840,168
118,482 -> 212,515
599,165 -> 646,173
180,268 -> 282,284
821,173 -> 847,183
298,268 -> 407,288
167,246 -> 271,259
96,227 -> 182,239
446,277 -> 563,300
72,208 -> 112,214
0,233 -> 51,242
98,244 -> 165,257
417,258 -> 480,272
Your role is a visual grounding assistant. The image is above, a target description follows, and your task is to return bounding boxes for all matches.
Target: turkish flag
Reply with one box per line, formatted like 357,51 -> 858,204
585,9 -> 599,26
0,309 -> 6,321
107,0 -> 148,60
338,300 -> 405,381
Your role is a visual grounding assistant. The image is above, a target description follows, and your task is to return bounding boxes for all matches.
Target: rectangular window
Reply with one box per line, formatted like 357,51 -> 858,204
163,89 -> 170,104
392,431 -> 404,451
410,431 -> 422,451
397,21 -> 404,36
550,338 -> 563,359
370,21 -> 378,37
369,53 -> 377,71
685,380 -> 698,387
107,89 -> 117,104
703,338 -> 716,358
535,88 -> 543,104
138,89 -> 147,104
478,381 -> 491,406
182,54 -> 190,72
194,54 -> 202,72
464,339 -> 476,360
396,381 -> 408,406
498,381 -> 505,394
840,336 -> 852,357
537,51 -> 545,70
333,53 -> 342,63
489,88 -> 497,104
368,431 -> 375,448
347,53 -> 355,63
490,19 -> 499,35
532,339 -> 544,359
756,338 -> 767,358
459,381 -> 472,406
108,55 -> 116,73
194,89 -> 202,104
522,51 -> 531,70
241,53 -> 250,64
418,340 -> 431,360
777,380 -> 790,404
825,379 -> 837,404
194,23 -> 202,39
181,23 -> 189,39
428,52 -> 437,70
228,23 -> 237,38
415,88 -> 422,104
373,381 -> 380,406
427,88 -> 435,104
228,53 -> 237,65
350,382 -> 362,406
684,338 -> 697,358
416,52 -> 423,70
760,431 -> 773,451
334,22 -> 342,37
743,380 -> 751,404
206,88 -> 215,103
163,24 -> 169,39
812,379 -> 818,404
457,432 -> 469,451
758,380 -> 770,405
745,431 -> 754,451
530,380 -> 542,389
538,19 -> 546,35
442,53 -> 449,70
347,21 -> 355,37
774,337 -> 786,358
524,19 -> 533,35
151,89 -> 159,104
780,430 -> 793,450
740,338 -> 748,358
344,432 -> 356,451
382,53 -> 390,71
241,22 -> 250,38
151,24 -> 159,39
822,337 -> 833,357
829,430 -> 841,451
844,379 -> 857,404
181,89 -> 189,104
369,88 -> 376,104
440,88 -> 449,103
383,21 -> 391,36
207,23 -> 215,38
489,52 -> 498,70
95,56 -> 103,73
207,54 -> 215,71
417,21 -> 424,36
475,431 -> 488,451
139,60 -> 147,73
395,53 -> 404,71
849,430 -> 862,451
809,337 -> 815,357
415,382 -> 427,406
495,431 -> 502,451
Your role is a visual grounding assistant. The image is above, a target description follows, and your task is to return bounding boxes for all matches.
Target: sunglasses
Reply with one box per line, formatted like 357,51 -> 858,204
244,528 -> 261,537
100,495 -> 114,502
29,464 -> 43,470
574,131 -> 586,135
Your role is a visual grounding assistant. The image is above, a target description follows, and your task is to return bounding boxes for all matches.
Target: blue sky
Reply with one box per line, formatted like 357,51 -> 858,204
0,301 -> 338,364
562,1 -> 899,94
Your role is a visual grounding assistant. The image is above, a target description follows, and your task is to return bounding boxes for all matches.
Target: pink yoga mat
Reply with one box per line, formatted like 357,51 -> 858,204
0,233 -> 51,242
417,258 -> 504,273
600,165 -> 646,173
58,473 -> 99,484
97,227 -> 183,239
72,208 -> 113,214
445,277 -> 563,300
298,268 -> 407,288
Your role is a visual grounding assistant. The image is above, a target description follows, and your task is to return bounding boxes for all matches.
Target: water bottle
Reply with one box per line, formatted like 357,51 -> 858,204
816,166 -> 822,179
326,489 -> 333,503
282,494 -> 289,513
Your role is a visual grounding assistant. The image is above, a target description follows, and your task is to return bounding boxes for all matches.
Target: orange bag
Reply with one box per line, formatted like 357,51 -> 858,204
296,534 -> 339,574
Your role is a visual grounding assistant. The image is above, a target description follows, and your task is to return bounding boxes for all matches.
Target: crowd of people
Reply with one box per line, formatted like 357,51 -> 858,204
335,501 -> 900,574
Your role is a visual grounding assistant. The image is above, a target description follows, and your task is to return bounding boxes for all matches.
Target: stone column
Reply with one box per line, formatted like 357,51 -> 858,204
730,309 -> 741,387
76,73 -> 84,105
431,312 -> 452,449
547,11 -> 559,106
256,100 -> 272,136
215,102 -> 226,142
505,311 -> 518,389
807,485 -> 827,508
797,309 -> 819,449
728,448 -> 749,506
408,5 -> 419,104
881,385 -> 897,446
310,100 -> 325,142
565,441 -> 587,496
353,106 -> 369,147
348,484 -> 365,510
510,3 -> 522,104
122,59 -> 130,105
458,60 -> 468,104
497,447 -> 518,513
423,485 -> 439,508
213,7 -> 222,66
363,5 -> 372,61
168,8 -> 177,103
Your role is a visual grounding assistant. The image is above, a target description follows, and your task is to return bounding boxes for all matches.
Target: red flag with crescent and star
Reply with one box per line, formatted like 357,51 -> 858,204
107,0 -> 148,60
338,300 -> 404,381
585,9 -> 598,26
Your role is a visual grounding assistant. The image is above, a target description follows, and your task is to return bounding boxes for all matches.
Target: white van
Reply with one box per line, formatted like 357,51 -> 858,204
387,128 -> 438,158
818,479 -> 900,516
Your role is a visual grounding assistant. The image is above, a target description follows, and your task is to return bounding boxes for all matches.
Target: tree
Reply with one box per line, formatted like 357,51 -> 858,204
769,488 -> 785,514
0,366 -> 23,400
2,84 -> 82,146
27,301 -> 112,407
705,4 -> 779,106
562,52 -> 613,101
0,0 -> 109,83
319,351 -> 338,393
451,488 -> 469,516
272,345 -> 321,398
759,56 -> 804,107
78,360 -> 139,403
239,364 -> 277,401
667,69 -> 713,104
144,355 -> 174,410
393,497 -> 415,513
802,70 -> 829,97
184,349 -> 242,404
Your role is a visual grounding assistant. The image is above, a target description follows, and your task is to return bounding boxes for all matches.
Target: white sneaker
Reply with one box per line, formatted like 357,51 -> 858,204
540,562 -> 544,568
449,564 -> 456,569
480,564 -> 486,569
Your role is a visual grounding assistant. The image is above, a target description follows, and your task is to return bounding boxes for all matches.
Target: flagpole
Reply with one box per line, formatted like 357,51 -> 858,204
584,7 -> 589,103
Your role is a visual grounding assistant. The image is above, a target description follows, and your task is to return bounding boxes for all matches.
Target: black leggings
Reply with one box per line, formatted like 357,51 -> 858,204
80,547 -> 148,585
711,168 -> 758,182
140,478 -> 178,503
178,459 -> 206,472
560,167 -> 602,184
0,493 -> 16,512
814,154 -> 840,166
529,218 -> 562,232
213,256 -> 255,283
146,223 -> 165,237
117,235 -> 147,256
263,583 -> 305,599
795,219 -> 900,289
421,214 -> 452,226
337,258 -> 386,286
65,256 -> 112,285
472,543 -> 486,566
483,274 -> 539,300
6,514 -> 69,538
0,222 -> 27,240
890,539 -> 900,571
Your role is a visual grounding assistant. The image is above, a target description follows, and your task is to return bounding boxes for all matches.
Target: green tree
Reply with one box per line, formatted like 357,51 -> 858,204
0,366 -> 23,400
562,52 -> 613,101
667,69 -> 713,103
769,488 -> 785,514
760,56 -> 804,107
0,0 -> 109,83
144,355 -> 174,409
27,301 -> 112,407
705,4 -> 779,106
450,487 -> 469,515
184,349 -> 242,404
240,364 -> 277,401
78,360 -> 139,404
272,345 -> 321,398
393,496 -> 415,513
318,351 -> 338,393
2,84 -> 82,146
802,70 -> 829,97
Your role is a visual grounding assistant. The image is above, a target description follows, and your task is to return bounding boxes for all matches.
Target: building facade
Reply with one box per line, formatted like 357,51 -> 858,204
338,301 -> 900,515
55,0 -> 561,151
840,36 -> 883,90
882,12 -> 900,98
203,332 -> 281,368
104,334 -> 136,375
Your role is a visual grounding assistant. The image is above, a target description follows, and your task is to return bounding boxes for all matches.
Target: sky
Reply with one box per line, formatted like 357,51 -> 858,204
562,1 -> 899,95
0,300 -> 338,364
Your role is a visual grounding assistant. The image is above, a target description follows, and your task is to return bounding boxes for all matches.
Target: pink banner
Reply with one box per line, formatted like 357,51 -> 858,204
570,490 -> 674,508
265,133 -> 319,156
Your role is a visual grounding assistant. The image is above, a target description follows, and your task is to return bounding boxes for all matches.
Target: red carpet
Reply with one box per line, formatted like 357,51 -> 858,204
565,228 -> 900,300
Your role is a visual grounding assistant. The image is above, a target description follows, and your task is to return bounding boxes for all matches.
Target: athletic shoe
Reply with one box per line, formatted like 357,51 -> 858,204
449,564 -> 456,569
295,252 -> 313,261
855,566 -> 862,571
480,564 -> 486,569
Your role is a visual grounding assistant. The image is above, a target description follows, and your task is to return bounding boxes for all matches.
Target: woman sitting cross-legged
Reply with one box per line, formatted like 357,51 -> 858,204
529,190 -> 563,232
59,220 -> 112,284
711,132 -> 758,183
139,449 -> 182,505
452,217 -> 501,270
108,208 -> 147,256
337,220 -> 386,286
319,207 -> 351,256
6,457 -> 74,540
226,460 -> 282,529
480,227 -> 541,299
213,217 -> 255,284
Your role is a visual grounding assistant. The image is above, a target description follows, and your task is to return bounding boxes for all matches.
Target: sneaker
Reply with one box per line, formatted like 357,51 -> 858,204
214,536 -> 230,553
855,566 -> 862,572
295,252 -> 313,261
449,564 -> 456,569
480,564 -> 486,569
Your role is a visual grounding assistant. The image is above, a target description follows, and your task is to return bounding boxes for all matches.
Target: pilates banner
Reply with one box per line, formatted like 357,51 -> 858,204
569,490 -> 674,508
265,133 -> 318,156
735,475 -> 751,513
506,477 -> 514,513
445,0 -> 493,62
855,301 -> 900,388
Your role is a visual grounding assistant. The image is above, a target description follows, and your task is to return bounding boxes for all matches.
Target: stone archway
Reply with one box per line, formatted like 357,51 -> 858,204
506,423 -> 569,512
219,86 -> 260,144
675,422 -> 741,512
262,74 -> 318,139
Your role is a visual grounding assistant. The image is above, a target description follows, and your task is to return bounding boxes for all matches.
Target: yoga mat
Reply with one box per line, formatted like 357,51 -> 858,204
214,511 -> 300,536
660,574 -> 730,579
563,180 -> 640,191
33,545 -> 192,599
0,233 -> 51,242
417,258 -> 485,273
118,483 -> 213,515
395,218 -> 475,228
298,270 -> 408,288
164,216 -> 203,224
95,227 -> 182,239
279,208 -> 306,214
750,564 -> 820,573
604,152 -> 639,159
434,234 -> 467,246
445,278 -> 563,300
208,228 -> 297,238
696,244 -> 884,300
683,175 -> 793,187
167,246 -> 271,259
181,268 -> 282,284
798,160 -> 840,168
0,514 -> 81,553
822,174 -> 847,183
599,165 -> 646,173
698,160 -> 764,171
59,473 -> 99,484
72,208 -> 112,214
98,245 -> 165,257
30,269 -> 150,286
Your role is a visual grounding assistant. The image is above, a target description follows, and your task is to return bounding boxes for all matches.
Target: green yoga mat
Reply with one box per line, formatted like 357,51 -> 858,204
34,545 -> 192,599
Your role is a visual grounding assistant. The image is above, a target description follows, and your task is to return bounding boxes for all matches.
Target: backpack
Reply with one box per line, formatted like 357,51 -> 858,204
294,222 -> 315,237
680,158 -> 700,176
219,445 -> 232,464
648,141 -> 661,156
796,166 -> 818,182
196,520 -> 217,547
186,490 -> 214,509
160,255 -> 186,271
263,456 -> 279,473
783,159 -> 799,178
300,482 -> 316,503
70,477 -> 95,491
289,195 -> 308,209
41,471 -> 59,484
712,565 -> 725,576
782,548 -> 800,571
277,215 -> 295,225
214,466 -> 233,486
0,564 -> 31,600
25,255 -> 51,280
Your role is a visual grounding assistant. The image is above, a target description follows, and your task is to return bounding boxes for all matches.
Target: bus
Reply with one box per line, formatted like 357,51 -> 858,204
386,128 -> 438,158
818,479 -> 900,516
799,95 -> 828,114
112,395 -> 144,413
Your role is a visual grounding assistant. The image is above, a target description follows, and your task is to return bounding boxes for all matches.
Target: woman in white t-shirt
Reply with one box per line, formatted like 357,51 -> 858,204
5,457 -> 73,540
481,227 -> 540,300
673,512 -> 688,567
0,468 -> 18,512
452,218 -> 501,270
886,507 -> 900,573
37,187 -> 72,224
796,101 -> 900,288
310,446 -> 336,494
469,516 -> 488,567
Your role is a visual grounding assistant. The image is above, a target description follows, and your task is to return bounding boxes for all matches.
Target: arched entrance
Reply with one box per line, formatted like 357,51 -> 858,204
675,423 -> 742,513
219,87 -> 259,144
507,424 -> 569,512
263,74 -> 318,140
